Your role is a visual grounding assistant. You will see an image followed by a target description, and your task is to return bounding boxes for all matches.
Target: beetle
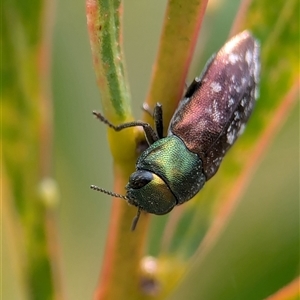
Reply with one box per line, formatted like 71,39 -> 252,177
91,30 -> 260,230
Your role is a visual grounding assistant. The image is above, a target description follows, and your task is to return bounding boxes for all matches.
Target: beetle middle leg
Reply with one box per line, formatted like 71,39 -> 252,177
142,102 -> 164,139
92,111 -> 159,145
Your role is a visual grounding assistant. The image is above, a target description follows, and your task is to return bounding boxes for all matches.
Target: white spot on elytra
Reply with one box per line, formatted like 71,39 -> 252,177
205,107 -> 212,114
210,81 -> 222,93
213,99 -> 218,109
234,111 -> 240,119
237,123 -> 246,136
253,44 -> 260,100
227,131 -> 235,145
254,86 -> 260,99
213,157 -> 222,165
245,50 -> 252,66
211,99 -> 221,122
240,97 -> 247,107
228,53 -> 240,64
241,77 -> 247,85
222,32 -> 249,54
228,97 -> 235,107
235,85 -> 241,93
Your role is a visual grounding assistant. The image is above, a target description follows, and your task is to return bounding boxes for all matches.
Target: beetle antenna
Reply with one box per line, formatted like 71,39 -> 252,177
90,185 -> 128,200
131,208 -> 141,231
91,185 -> 142,231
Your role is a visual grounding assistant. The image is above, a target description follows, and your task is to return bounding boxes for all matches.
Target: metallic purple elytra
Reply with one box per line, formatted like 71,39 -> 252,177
91,30 -> 260,230
169,30 -> 260,179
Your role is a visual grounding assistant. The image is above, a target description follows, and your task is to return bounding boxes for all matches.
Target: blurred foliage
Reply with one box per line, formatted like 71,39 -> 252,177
3,0 -> 57,299
2,0 -> 299,299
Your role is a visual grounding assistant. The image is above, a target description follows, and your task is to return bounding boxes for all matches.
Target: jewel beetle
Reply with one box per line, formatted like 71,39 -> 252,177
91,30 -> 260,230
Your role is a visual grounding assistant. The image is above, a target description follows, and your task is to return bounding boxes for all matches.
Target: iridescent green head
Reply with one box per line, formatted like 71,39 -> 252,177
126,170 -> 176,215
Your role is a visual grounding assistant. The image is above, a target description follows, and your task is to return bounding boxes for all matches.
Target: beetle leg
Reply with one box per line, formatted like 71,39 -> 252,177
142,103 -> 164,139
131,208 -> 141,231
153,103 -> 164,139
92,111 -> 159,145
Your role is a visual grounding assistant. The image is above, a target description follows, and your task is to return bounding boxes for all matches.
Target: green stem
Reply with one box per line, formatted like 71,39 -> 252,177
87,1 -> 149,299
86,0 -> 208,299
144,0 -> 209,131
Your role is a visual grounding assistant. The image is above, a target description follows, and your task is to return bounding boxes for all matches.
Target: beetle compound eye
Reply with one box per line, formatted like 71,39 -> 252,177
126,171 -> 177,215
127,170 -> 154,190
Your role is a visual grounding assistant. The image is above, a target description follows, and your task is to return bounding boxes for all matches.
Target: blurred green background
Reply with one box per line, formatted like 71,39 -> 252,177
3,0 -> 299,299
